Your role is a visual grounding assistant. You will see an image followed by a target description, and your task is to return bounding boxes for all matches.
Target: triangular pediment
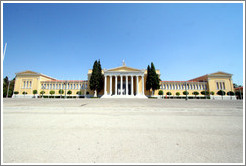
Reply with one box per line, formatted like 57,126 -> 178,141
107,66 -> 142,72
16,70 -> 40,75
208,71 -> 232,76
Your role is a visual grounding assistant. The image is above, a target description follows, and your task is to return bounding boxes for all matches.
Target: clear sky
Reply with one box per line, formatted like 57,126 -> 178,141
3,3 -> 244,85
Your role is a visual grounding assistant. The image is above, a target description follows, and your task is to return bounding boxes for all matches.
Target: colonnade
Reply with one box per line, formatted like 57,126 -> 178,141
104,75 -> 144,96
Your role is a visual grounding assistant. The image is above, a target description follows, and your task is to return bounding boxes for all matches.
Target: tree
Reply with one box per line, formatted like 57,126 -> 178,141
89,60 -> 104,97
146,62 -> 160,96
50,90 -> 55,97
146,65 -> 151,95
14,91 -> 19,97
183,91 -> 189,95
227,91 -> 235,96
3,76 -> 15,97
67,90 -> 72,96
158,90 -> 163,98
210,91 -> 215,100
192,91 -> 199,98
227,91 -> 235,100
22,91 -> 27,97
59,89 -> 64,98
76,91 -> 82,95
201,91 -> 209,95
33,90 -> 38,97
217,90 -> 226,96
166,92 -> 172,98
176,92 -> 180,97
217,90 -> 226,100
40,91 -> 45,98
233,83 -> 242,88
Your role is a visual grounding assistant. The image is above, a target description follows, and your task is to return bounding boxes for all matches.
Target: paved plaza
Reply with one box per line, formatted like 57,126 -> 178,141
2,98 -> 244,163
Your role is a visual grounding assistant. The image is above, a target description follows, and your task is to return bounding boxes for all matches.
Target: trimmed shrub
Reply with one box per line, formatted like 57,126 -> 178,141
183,91 -> 189,95
227,91 -> 235,96
201,91 -> 209,95
33,90 -> 38,97
14,91 -> 19,97
166,92 -> 172,96
192,91 -> 199,98
217,90 -> 226,96
158,90 -> 163,96
50,90 -> 55,96
58,89 -> 64,94
176,92 -> 180,96
67,90 -> 72,96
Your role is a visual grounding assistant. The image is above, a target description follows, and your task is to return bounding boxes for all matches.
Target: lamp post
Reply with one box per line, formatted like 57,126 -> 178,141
64,81 -> 67,99
6,81 -> 10,98
185,81 -> 188,101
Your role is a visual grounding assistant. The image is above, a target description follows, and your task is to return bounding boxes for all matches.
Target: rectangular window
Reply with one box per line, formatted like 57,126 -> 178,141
29,81 -> 32,88
220,82 -> 222,90
216,82 -> 219,89
47,84 -> 49,89
223,82 -> 225,90
26,81 -> 29,88
23,81 -> 26,88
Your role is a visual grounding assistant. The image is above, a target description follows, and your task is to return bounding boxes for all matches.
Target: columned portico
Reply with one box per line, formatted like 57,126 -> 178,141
101,65 -> 147,98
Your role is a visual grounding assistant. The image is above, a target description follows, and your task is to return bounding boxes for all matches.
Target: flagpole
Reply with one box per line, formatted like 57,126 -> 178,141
3,43 -> 7,60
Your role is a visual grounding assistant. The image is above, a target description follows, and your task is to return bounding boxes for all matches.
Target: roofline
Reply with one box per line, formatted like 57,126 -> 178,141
15,70 -> 57,80
161,81 -> 206,83
41,80 -> 88,82
208,71 -> 233,76
188,74 -> 208,81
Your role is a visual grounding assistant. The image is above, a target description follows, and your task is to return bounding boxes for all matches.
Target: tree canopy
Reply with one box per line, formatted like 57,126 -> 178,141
89,60 -> 104,96
217,90 -> 226,96
146,62 -> 160,94
3,76 -> 15,97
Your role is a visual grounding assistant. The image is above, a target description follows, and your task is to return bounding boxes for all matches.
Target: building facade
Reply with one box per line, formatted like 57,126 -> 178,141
12,63 -> 236,99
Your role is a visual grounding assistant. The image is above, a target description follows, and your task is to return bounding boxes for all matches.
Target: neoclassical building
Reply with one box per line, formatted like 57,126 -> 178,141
12,62 -> 236,99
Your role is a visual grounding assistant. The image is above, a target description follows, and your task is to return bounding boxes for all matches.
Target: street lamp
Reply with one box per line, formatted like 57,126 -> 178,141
64,81 -> 67,99
185,81 -> 188,101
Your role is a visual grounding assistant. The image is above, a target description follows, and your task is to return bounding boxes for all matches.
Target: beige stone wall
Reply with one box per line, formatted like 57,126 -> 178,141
13,69 -> 236,98
207,77 -> 234,95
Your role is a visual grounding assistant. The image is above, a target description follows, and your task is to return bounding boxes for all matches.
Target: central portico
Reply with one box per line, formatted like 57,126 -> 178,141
101,63 -> 147,98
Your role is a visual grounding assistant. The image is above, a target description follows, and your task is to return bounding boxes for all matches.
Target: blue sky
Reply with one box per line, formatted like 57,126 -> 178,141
3,3 -> 244,85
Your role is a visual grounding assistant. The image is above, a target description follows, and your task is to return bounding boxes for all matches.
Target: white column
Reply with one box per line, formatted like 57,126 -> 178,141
120,75 -> 123,95
131,75 -> 133,96
110,75 -> 112,95
115,75 -> 117,95
104,75 -> 107,95
136,76 -> 139,95
142,75 -> 144,95
126,76 -> 128,95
